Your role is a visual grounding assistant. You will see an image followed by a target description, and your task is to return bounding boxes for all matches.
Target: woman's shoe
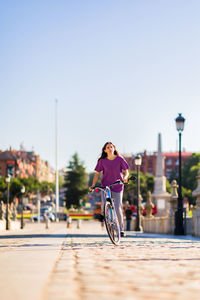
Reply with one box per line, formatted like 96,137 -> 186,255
99,214 -> 105,222
120,231 -> 126,237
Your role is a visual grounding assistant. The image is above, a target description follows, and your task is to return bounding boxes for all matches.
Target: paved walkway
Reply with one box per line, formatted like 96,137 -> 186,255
0,220 -> 200,300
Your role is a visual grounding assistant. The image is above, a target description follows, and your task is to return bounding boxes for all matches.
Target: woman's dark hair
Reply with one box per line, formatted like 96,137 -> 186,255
98,142 -> 119,161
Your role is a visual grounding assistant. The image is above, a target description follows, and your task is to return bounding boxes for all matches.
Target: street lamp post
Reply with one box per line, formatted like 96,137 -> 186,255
21,186 -> 25,229
135,154 -> 143,231
5,175 -> 11,230
174,113 -> 185,235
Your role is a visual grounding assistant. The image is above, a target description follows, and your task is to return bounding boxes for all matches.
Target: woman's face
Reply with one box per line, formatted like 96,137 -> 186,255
104,143 -> 115,155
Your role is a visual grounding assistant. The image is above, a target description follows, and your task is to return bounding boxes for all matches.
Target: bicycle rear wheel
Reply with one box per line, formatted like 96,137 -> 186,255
104,199 -> 120,245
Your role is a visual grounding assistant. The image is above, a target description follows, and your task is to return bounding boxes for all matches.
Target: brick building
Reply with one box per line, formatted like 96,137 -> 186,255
123,151 -> 193,179
0,148 -> 55,183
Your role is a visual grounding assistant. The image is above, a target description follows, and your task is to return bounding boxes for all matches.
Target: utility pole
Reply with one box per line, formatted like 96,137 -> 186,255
55,99 -> 59,221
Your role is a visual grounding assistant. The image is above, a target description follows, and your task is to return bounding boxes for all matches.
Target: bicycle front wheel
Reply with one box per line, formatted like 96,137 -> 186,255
104,200 -> 120,245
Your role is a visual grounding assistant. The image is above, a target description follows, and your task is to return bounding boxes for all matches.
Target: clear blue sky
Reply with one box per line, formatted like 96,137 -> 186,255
1,0 -> 200,172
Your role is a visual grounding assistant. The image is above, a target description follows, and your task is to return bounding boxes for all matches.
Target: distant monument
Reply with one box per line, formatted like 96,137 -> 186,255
151,133 -> 170,216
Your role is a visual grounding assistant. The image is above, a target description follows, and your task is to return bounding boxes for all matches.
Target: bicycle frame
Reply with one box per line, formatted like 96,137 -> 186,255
91,180 -> 123,245
90,176 -> 136,245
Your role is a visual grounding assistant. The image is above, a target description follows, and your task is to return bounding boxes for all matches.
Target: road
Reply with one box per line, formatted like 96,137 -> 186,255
0,220 -> 200,300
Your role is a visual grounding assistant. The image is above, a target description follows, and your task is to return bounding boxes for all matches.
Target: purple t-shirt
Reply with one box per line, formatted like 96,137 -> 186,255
94,155 -> 129,192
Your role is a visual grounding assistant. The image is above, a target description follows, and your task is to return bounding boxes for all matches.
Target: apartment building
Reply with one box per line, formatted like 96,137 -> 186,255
123,151 -> 193,179
0,148 -> 55,183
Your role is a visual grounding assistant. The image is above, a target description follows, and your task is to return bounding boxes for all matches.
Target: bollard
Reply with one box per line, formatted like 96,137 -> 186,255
43,212 -> 50,229
67,216 -> 72,228
77,219 -> 81,229
45,218 -> 50,229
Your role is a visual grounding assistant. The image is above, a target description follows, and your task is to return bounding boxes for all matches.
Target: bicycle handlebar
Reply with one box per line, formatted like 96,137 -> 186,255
90,175 -> 136,192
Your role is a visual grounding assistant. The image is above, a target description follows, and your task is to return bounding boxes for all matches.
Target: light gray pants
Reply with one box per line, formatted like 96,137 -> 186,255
101,191 -> 124,231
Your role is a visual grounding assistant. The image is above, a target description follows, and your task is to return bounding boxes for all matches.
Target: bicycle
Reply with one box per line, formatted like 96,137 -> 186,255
91,176 -> 136,245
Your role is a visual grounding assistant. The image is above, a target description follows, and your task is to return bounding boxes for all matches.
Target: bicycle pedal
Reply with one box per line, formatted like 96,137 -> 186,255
107,199 -> 113,208
99,214 -> 105,222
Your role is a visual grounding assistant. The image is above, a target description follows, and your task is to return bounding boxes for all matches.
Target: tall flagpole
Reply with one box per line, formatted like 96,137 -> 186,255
55,99 -> 59,221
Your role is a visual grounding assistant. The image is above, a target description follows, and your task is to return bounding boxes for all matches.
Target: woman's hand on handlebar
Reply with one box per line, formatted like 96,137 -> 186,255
89,185 -> 95,192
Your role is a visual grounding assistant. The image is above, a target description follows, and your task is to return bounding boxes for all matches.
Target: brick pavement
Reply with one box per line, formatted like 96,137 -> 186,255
44,220 -> 200,300
1,220 -> 200,300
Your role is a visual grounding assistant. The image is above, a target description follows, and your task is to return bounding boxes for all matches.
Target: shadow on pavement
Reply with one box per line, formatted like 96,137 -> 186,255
105,257 -> 200,261
0,243 -> 61,248
0,234 -> 67,239
125,232 -> 200,242
1,232 -> 200,242
0,233 -> 108,239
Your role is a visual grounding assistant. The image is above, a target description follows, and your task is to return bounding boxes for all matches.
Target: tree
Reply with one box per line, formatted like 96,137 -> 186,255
88,172 -> 101,187
165,153 -> 200,204
123,172 -> 154,204
39,181 -> 55,196
64,153 -> 88,209
181,153 -> 200,204
0,178 -> 7,202
9,178 -> 24,202
0,176 -> 56,204
182,153 -> 200,191
169,168 -> 178,184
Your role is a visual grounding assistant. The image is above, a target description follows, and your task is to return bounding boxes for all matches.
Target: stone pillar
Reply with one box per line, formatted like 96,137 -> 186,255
12,201 -> 17,221
0,201 -> 5,220
0,201 -> 6,231
166,180 -> 178,234
169,180 -> 178,216
151,133 -> 171,216
145,191 -> 154,218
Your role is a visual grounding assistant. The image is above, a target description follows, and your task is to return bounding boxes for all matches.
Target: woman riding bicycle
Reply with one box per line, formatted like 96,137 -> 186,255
90,142 -> 129,237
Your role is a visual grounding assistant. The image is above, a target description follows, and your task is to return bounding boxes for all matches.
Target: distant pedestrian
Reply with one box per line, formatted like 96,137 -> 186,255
125,202 -> 132,231
66,215 -> 72,228
43,212 -> 50,229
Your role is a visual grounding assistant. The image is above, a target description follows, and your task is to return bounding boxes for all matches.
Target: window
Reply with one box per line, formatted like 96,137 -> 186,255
7,164 -> 14,176
148,159 -> 153,167
166,159 -> 172,165
166,168 -> 172,179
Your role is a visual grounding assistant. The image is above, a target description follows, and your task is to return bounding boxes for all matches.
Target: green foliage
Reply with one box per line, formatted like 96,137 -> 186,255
168,153 -> 200,204
182,153 -> 200,191
18,177 -> 40,195
88,172 -> 101,187
59,174 -> 65,188
169,168 -> 178,183
0,178 -> 7,202
145,173 -> 154,192
180,153 -> 200,204
0,176 -> 55,203
64,153 -> 88,209
166,179 -> 172,194
123,172 -> 154,204
9,178 -> 24,201
182,186 -> 194,205
39,181 -> 55,196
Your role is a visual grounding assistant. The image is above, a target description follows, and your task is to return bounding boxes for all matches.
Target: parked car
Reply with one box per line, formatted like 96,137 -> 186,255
56,212 -> 68,221
24,204 -> 33,211
40,206 -> 52,215
30,212 -> 56,222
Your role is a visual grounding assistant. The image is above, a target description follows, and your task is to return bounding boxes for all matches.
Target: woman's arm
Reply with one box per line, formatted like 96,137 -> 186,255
123,169 -> 129,183
89,172 -> 100,190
